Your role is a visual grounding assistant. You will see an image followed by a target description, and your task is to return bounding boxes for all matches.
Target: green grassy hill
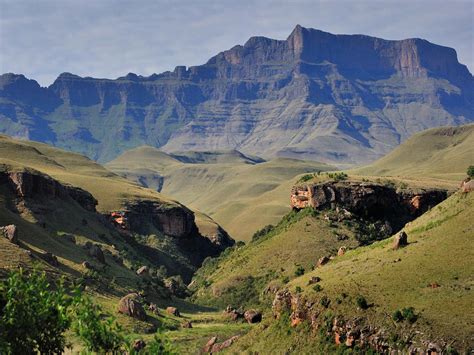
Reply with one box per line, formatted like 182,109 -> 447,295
107,147 -> 335,241
354,124 -> 474,183
230,190 -> 473,353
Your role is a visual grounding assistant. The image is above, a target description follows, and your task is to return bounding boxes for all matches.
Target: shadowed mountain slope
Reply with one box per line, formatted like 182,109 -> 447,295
1,26 -> 472,165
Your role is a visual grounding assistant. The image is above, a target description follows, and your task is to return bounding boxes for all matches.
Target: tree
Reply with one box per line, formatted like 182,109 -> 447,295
467,165 -> 474,178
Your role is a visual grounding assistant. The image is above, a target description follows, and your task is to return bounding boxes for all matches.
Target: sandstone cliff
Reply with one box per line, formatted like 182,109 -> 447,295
1,26 -> 472,164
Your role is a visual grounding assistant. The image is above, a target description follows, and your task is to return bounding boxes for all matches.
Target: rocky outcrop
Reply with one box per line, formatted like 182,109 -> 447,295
0,224 -> 18,244
203,335 -> 240,353
117,293 -> 147,320
1,26 -> 472,165
122,201 -> 196,238
166,306 -> 180,317
291,181 -> 447,231
271,289 -> 454,353
0,170 -> 97,212
88,244 -> 105,264
244,309 -> 262,324
393,231 -> 408,249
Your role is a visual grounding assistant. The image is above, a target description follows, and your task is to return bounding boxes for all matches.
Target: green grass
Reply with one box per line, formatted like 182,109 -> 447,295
107,146 -> 335,241
354,124 -> 474,184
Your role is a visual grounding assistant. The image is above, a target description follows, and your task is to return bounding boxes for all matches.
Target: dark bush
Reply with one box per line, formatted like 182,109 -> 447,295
294,266 -> 305,277
320,296 -> 331,308
356,295 -> 369,310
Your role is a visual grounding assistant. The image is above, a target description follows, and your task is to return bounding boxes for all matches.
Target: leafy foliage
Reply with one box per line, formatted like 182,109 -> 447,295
467,165 -> 474,178
356,295 -> 369,310
0,269 -> 71,354
251,224 -> 275,242
0,269 -> 175,354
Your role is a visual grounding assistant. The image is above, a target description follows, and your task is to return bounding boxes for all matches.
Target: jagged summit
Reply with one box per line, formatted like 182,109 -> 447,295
0,26 -> 472,163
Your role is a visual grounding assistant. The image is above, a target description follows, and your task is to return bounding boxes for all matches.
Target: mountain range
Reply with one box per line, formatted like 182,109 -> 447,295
1,25 -> 473,165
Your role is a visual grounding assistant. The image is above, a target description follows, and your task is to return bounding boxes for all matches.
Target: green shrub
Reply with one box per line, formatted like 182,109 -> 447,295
294,266 -> 305,277
313,284 -> 322,292
327,172 -> 348,181
320,296 -> 331,308
282,276 -> 290,284
298,173 -> 316,183
0,269 -> 72,354
295,286 -> 303,293
467,165 -> 474,178
356,295 -> 369,310
251,224 -> 275,242
401,307 -> 418,323
392,307 -> 417,323
392,310 -> 404,322
71,293 -> 124,352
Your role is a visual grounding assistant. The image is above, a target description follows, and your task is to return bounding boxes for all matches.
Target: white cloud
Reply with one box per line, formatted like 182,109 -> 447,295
0,0 -> 472,86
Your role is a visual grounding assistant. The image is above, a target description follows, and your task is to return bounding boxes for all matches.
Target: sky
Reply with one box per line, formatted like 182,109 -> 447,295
0,0 -> 472,86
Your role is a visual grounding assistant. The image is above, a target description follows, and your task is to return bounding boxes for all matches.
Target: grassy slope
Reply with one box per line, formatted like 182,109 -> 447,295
231,190 -> 474,353
190,207 -> 360,309
0,135 -> 222,237
107,147 -> 335,241
353,124 -> 474,183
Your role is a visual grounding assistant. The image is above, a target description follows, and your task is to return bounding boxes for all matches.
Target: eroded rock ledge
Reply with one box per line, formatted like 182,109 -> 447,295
291,181 -> 447,231
0,169 -> 97,212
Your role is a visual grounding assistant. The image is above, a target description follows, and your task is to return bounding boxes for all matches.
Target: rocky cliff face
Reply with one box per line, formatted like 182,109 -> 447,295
1,26 -> 472,164
291,181 -> 447,232
0,169 -> 97,212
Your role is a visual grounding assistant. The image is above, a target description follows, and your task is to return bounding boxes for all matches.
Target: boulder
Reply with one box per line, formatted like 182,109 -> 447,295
132,339 -> 146,352
317,256 -> 330,267
244,309 -> 262,324
181,321 -> 192,328
136,265 -> 148,275
88,244 -> 105,263
393,231 -> 408,249
148,303 -> 159,315
40,252 -> 59,266
224,306 -> 243,321
308,276 -> 321,285
117,293 -> 147,321
0,225 -> 18,244
337,246 -> 346,256
81,261 -> 93,269
166,306 -> 180,317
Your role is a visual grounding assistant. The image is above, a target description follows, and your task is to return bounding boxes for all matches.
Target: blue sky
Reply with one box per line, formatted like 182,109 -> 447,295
1,0 -> 472,86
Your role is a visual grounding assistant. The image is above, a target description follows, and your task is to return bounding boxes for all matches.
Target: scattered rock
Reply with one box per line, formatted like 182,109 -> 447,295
211,336 -> 240,352
393,231 -> 408,249
181,321 -> 192,328
0,225 -> 18,244
81,261 -> 93,269
117,293 -> 147,320
337,246 -> 346,256
40,252 -> 59,266
166,306 -> 180,317
148,303 -> 159,315
88,244 -> 105,264
136,265 -> 148,275
308,276 -> 321,285
203,336 -> 217,353
83,241 -> 92,249
272,289 -> 292,319
429,282 -> 440,289
244,309 -> 262,324
224,306 -> 243,321
317,256 -> 330,267
133,339 -> 146,352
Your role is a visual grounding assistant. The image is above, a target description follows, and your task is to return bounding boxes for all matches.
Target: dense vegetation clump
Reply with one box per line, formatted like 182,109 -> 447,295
392,307 -> 418,323
327,172 -> 348,181
467,165 -> 474,178
252,224 -> 275,242
0,269 -> 174,354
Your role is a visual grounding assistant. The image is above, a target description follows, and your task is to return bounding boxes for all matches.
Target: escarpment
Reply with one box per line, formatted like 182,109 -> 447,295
291,181 -> 447,231
0,168 -> 97,212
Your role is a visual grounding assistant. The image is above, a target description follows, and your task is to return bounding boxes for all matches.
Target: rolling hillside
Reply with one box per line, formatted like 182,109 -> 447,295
0,135 -> 233,282
107,147 -> 335,241
230,189 -> 474,353
354,124 -> 474,182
